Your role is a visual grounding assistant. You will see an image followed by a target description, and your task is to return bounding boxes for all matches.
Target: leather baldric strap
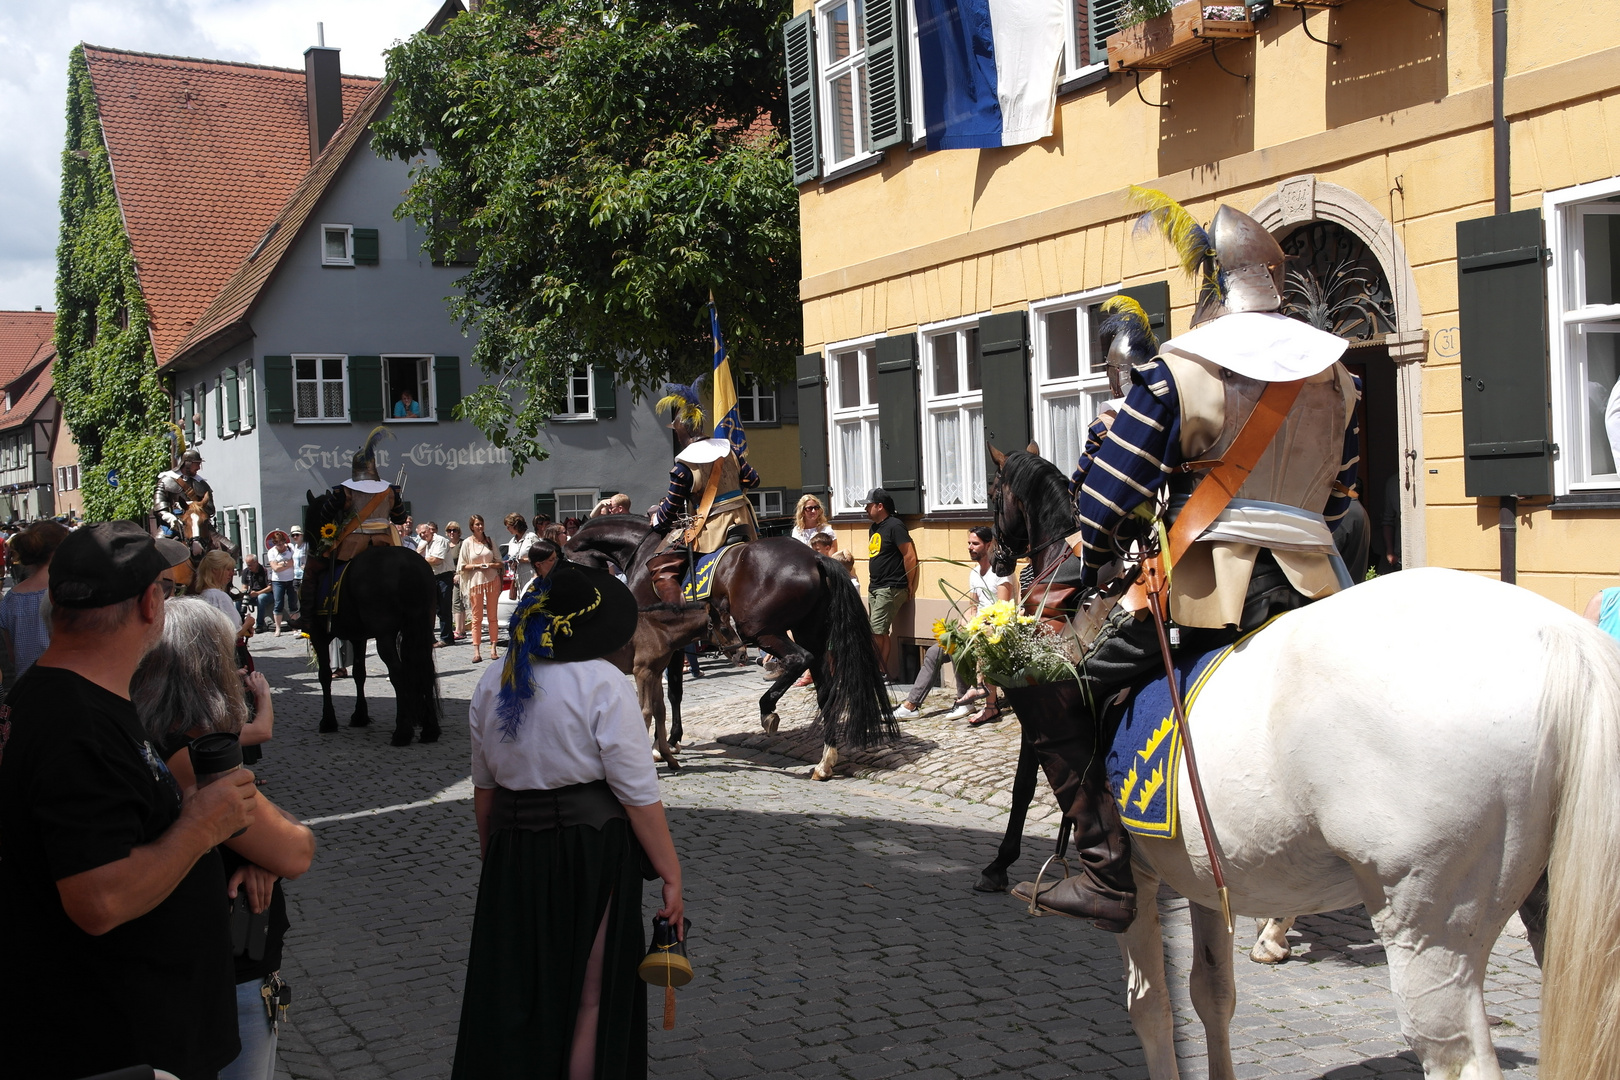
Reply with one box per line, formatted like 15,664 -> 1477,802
1121,377 -> 1306,614
331,490 -> 393,552
683,458 -> 726,546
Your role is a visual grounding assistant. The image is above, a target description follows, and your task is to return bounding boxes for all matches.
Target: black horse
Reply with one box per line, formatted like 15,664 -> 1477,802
567,516 -> 896,778
304,496 -> 443,746
976,444 -> 1089,892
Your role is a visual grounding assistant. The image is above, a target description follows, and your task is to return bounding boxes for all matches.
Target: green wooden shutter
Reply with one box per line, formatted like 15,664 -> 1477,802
242,361 -> 256,429
865,0 -> 909,152
592,367 -> 618,419
875,332 -> 922,514
352,228 -> 379,265
796,352 -> 829,496
224,365 -> 241,432
1088,0 -> 1131,64
434,356 -> 462,420
263,356 -> 294,423
215,377 -> 225,438
348,356 -> 383,421
533,493 -> 557,520
778,379 -> 800,424
1117,280 -> 1171,345
1456,210 -> 1552,497
783,12 -> 821,185
181,387 -> 194,437
978,312 -> 1032,460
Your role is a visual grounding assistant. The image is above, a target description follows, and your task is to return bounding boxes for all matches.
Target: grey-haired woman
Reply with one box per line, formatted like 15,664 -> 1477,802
132,598 -> 315,1080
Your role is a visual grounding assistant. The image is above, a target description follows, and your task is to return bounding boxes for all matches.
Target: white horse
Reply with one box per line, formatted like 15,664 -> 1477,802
1106,566 -> 1619,1080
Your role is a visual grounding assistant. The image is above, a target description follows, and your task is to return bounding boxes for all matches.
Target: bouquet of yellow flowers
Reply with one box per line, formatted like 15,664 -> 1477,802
933,600 -> 1079,689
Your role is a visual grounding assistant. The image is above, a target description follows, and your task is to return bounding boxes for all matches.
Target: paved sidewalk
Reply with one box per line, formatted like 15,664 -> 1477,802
244,636 -> 1540,1079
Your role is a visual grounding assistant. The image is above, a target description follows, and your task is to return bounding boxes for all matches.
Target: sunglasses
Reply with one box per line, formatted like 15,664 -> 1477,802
158,579 -> 178,598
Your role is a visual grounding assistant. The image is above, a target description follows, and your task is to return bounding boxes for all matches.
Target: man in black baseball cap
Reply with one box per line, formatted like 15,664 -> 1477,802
863,488 -> 915,679
0,520 -> 255,1077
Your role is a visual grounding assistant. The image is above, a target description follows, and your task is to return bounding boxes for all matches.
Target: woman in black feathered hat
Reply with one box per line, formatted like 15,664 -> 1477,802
452,560 -> 683,1079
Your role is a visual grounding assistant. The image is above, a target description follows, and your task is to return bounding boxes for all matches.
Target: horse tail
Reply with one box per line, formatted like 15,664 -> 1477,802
1538,619 -> 1620,1080
814,554 -> 896,748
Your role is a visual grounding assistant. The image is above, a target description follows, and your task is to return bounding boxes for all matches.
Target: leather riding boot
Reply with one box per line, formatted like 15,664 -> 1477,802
1003,682 -> 1136,932
647,550 -> 688,606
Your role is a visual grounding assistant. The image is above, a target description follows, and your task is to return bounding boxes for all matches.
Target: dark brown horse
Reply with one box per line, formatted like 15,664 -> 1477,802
567,516 -> 895,777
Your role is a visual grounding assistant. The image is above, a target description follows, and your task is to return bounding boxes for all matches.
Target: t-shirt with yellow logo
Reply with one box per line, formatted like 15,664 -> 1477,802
866,515 -> 911,590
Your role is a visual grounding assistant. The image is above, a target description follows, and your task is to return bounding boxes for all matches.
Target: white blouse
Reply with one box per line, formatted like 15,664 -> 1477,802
468,657 -> 661,807
793,524 -> 835,546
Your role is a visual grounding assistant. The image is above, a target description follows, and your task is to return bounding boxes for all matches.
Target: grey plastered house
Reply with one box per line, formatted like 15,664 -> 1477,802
81,6 -> 671,561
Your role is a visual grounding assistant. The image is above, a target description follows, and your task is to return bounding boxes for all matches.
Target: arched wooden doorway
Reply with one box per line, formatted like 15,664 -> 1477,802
1278,219 -> 1404,574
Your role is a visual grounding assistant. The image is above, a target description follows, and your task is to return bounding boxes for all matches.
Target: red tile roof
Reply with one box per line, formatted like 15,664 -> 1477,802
81,47 -> 380,364
0,363 -> 56,435
0,311 -> 56,386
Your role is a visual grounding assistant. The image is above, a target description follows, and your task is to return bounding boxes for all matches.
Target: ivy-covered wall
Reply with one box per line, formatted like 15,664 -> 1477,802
53,45 -> 170,522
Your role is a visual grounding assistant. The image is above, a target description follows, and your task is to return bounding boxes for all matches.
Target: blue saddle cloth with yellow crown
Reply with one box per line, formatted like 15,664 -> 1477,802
681,544 -> 743,602
1105,637 -> 1243,840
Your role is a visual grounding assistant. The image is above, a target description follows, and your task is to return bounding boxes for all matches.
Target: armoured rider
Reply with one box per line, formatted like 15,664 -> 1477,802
1014,196 -> 1360,932
154,448 -> 232,557
647,406 -> 761,606
293,429 -> 407,631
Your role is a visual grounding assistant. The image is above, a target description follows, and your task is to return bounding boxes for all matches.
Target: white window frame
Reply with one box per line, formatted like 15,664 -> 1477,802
292,354 -> 350,424
748,489 -> 787,518
1547,176 -> 1620,494
235,506 -> 260,559
815,0 -> 878,173
553,489 -> 598,519
553,365 -> 595,421
825,334 -> 883,516
1061,0 -> 1111,82
919,315 -> 988,512
237,360 -> 255,433
737,380 -> 778,425
1030,285 -> 1125,475
193,381 -> 207,443
383,354 -> 435,423
906,0 -> 925,146
321,223 -> 355,267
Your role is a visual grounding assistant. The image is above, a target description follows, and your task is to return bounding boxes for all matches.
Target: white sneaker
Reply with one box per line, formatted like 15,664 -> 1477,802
942,705 -> 972,721
893,703 -> 922,720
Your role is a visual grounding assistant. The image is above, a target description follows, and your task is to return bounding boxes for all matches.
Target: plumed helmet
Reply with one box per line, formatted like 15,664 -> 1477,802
1200,204 -> 1287,322
341,426 -> 394,493
1097,295 -> 1159,398
179,449 -> 203,465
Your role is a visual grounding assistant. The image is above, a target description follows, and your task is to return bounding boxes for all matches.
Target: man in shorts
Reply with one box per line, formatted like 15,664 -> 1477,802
864,488 -> 916,678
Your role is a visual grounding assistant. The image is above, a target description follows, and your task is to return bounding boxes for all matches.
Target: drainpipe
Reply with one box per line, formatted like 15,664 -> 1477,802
1493,0 -> 1517,584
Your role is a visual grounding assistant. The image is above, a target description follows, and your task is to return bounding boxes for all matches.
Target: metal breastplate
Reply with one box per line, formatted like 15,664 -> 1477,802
1189,364 -> 1349,515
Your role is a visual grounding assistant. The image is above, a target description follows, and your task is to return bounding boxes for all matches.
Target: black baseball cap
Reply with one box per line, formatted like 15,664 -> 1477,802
50,521 -> 189,609
864,487 -> 894,509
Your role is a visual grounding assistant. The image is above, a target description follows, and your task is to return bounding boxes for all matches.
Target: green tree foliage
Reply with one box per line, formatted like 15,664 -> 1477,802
373,0 -> 798,469
54,46 -> 171,521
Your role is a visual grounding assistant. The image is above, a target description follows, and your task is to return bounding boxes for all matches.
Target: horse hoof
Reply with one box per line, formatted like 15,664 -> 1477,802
763,712 -> 780,734
349,716 -> 370,728
390,730 -> 414,747
318,718 -> 338,734
662,756 -> 682,772
419,725 -> 441,744
1250,938 -> 1293,964
974,869 -> 1010,894
810,767 -> 832,782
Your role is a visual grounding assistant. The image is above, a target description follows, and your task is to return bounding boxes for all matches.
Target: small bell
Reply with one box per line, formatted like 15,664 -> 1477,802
638,916 -> 693,1029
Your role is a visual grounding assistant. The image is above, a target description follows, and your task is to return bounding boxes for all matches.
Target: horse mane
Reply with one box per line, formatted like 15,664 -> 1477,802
997,450 -> 1076,543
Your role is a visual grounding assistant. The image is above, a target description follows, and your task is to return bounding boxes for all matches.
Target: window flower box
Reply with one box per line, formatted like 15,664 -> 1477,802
1106,2 -> 1258,72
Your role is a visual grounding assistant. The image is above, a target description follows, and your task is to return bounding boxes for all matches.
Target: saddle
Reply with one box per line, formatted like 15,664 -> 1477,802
648,530 -> 750,606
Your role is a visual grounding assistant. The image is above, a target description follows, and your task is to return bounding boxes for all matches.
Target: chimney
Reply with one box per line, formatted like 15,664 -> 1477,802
304,40 -> 343,162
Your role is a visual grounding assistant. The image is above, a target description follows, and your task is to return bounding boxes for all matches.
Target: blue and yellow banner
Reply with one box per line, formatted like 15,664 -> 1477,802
709,295 -> 746,458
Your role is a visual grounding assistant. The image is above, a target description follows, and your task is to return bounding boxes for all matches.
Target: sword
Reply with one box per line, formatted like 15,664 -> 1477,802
1141,556 -> 1235,933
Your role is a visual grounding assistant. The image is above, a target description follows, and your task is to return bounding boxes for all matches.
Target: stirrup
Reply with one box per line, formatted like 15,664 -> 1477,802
1026,818 -> 1074,918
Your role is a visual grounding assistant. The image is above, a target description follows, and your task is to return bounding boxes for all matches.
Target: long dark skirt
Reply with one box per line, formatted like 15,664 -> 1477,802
452,819 -> 648,1079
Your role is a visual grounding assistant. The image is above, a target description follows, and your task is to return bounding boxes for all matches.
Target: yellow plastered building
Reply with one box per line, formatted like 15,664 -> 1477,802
787,0 -> 1620,633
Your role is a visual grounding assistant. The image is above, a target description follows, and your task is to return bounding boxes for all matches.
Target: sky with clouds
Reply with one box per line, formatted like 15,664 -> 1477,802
0,1 -> 445,314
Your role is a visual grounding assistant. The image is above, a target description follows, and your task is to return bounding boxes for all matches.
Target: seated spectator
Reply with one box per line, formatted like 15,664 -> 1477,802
394,388 -> 424,418
240,552 -> 273,632
0,522 -> 257,1077
0,520 -> 71,688
133,599 -> 314,1080
894,527 -> 1005,725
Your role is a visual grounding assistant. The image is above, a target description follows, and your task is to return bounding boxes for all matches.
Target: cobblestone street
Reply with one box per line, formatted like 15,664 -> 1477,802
246,636 -> 1543,1080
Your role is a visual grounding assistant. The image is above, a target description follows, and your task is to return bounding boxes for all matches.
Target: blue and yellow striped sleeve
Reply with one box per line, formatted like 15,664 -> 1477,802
1068,413 -> 1114,499
1075,360 -> 1183,583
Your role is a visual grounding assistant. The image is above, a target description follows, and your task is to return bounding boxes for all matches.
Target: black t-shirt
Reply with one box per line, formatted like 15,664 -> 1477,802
867,514 -> 912,591
242,564 -> 269,592
0,665 -> 239,1079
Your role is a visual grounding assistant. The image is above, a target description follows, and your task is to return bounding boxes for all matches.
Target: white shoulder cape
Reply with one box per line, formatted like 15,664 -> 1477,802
1158,311 -> 1348,381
